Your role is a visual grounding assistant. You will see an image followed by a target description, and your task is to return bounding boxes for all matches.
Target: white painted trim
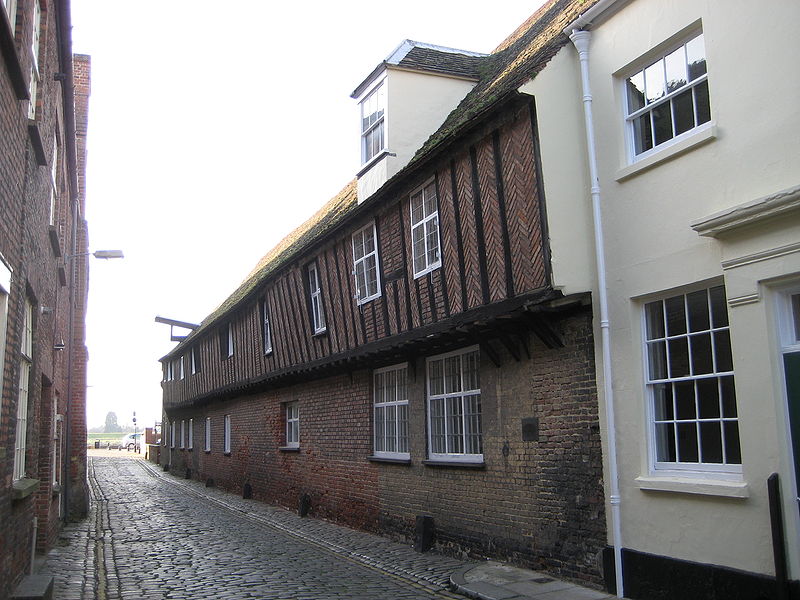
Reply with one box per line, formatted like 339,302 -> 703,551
721,242 -> 800,271
693,184 -> 800,238
635,475 -> 749,498
615,123 -> 716,182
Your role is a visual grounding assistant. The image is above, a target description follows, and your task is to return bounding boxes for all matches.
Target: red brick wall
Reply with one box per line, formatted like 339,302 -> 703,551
166,310 -> 605,585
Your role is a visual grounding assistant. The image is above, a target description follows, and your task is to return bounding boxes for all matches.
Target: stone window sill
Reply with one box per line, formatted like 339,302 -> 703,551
423,460 -> 485,469
368,455 -> 411,465
12,478 -> 40,501
635,474 -> 749,498
279,446 -> 300,453
616,124 -> 717,182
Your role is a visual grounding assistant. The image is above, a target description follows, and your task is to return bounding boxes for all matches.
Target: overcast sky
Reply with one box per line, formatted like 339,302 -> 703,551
71,1 -> 545,430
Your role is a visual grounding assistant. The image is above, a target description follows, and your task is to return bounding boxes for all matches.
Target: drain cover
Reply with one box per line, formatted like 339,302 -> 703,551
533,577 -> 554,584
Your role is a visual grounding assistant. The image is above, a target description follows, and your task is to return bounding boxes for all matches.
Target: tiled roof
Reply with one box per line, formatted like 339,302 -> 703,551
395,44 -> 485,79
163,0 -> 597,358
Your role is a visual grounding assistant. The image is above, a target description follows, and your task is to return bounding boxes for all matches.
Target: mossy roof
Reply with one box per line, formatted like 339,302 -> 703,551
162,0 -> 595,360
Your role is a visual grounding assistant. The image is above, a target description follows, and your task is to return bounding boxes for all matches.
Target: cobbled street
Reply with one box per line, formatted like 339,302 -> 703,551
41,454 -> 470,600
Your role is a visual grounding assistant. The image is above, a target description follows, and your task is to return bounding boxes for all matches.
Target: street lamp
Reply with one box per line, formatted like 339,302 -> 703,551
62,248 -> 124,521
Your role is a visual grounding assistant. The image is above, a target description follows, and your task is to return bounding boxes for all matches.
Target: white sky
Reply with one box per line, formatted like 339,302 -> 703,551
71,1 -> 544,430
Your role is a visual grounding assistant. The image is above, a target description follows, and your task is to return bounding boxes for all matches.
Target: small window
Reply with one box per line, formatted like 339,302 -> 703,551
49,134 -> 59,226
285,402 -> 299,448
223,414 -> 231,454
410,180 -> 441,278
307,263 -> 326,334
219,323 -> 234,359
3,0 -> 18,33
170,421 -> 176,449
360,81 -> 386,163
180,420 -> 186,449
27,0 -> 41,119
187,418 -> 193,449
352,223 -> 381,304
179,356 -> 185,380
13,299 -> 33,480
374,364 -> 409,459
625,31 -> 711,160
190,347 -> 201,375
427,347 -> 482,463
204,417 -> 211,452
644,285 -> 741,472
260,299 -> 273,354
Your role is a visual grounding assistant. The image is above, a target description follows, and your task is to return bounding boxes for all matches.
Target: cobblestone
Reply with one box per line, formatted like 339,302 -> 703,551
40,456 -> 468,599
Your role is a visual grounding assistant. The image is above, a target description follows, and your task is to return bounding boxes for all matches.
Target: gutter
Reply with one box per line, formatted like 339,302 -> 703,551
564,8 -> 625,597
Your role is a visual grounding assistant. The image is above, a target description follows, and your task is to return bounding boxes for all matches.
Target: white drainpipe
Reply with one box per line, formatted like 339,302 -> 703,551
569,29 -> 624,598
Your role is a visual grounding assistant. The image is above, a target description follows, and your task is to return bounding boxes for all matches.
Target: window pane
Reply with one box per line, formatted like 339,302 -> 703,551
673,88 -> 695,136
425,217 -> 440,265
365,255 -> 378,297
374,372 -> 384,403
429,359 -> 444,395
430,397 -> 445,453
674,381 -> 695,420
411,193 -> 423,225
676,422 -> 699,462
355,260 -> 367,299
686,289 -> 710,332
690,333 -> 713,375
655,422 -> 676,462
446,396 -> 464,453
632,113 -> 653,155
423,183 -> 437,216
664,45 -> 687,93
397,368 -> 407,400
653,383 -> 674,420
699,422 -> 723,463
626,71 -> 645,113
668,337 -> 690,377
720,375 -> 737,417
648,340 -> 668,380
385,368 -> 396,402
352,231 -> 364,260
652,102 -> 674,146
665,295 -> 687,336
723,421 -> 741,464
463,351 -> 479,390
398,404 -> 409,453
686,34 -> 707,81
694,79 -> 711,125
412,224 -> 426,273
645,300 -> 665,340
385,404 -> 397,452
444,356 -> 461,393
374,406 -> 385,452
644,60 -> 666,104
464,394 -> 482,455
714,330 -> 733,372
697,378 -> 720,418
709,285 -> 728,328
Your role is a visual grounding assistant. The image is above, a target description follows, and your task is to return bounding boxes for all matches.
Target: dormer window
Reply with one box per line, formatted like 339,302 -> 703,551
360,81 -> 386,164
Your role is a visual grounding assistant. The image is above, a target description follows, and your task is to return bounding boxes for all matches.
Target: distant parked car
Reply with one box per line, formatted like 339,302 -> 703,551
120,433 -> 143,451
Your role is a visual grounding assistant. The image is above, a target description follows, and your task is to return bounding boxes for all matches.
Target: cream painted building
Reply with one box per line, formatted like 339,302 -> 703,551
522,0 -> 800,597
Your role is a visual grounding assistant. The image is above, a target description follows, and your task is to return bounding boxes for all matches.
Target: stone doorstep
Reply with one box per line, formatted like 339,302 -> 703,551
10,575 -> 54,600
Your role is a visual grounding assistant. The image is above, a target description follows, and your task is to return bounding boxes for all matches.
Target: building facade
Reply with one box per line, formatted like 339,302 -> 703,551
0,0 -> 90,596
161,1 -> 609,587
521,0 -> 800,597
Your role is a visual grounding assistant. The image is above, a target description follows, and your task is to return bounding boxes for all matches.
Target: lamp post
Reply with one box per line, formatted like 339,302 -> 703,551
62,248 -> 123,521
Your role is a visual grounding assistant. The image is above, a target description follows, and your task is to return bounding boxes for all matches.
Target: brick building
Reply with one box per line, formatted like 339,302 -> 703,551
161,0 -> 608,588
0,0 -> 90,596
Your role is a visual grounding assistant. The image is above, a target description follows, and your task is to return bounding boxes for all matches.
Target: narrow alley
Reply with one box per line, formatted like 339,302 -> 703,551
37,453 -> 613,600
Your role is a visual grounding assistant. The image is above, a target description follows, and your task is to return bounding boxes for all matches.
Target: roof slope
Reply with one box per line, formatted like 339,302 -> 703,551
163,0 -> 595,358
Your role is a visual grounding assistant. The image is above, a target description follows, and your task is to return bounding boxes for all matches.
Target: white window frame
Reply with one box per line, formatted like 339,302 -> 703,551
187,418 -> 193,450
226,323 -> 234,358
307,263 -> 326,334
360,79 -> 386,164
13,300 -> 33,480
261,299 -> 272,354
204,417 -> 211,452
170,421 -> 176,449
3,0 -> 18,32
643,284 -> 741,475
179,355 -> 185,380
190,347 -> 200,375
373,363 -> 409,459
0,259 -> 11,422
426,346 -> 483,463
622,28 -> 711,164
27,0 -> 41,120
352,222 -> 381,305
180,420 -> 186,449
223,414 -> 231,454
410,180 -> 441,278
49,134 -> 59,226
285,402 -> 299,448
